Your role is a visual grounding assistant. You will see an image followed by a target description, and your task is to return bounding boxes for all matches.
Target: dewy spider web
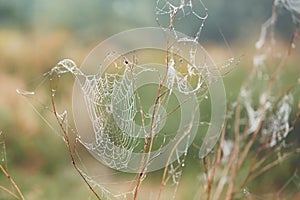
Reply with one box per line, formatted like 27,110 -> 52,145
155,0 -> 208,42
17,1 -> 228,199
71,26 -> 226,173
79,68 -> 138,170
256,0 -> 300,50
279,0 -> 300,25
43,25 -> 226,198
14,1 -> 300,199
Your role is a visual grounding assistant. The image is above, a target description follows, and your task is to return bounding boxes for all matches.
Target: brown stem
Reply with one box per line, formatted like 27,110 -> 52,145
206,122 -> 226,200
225,105 -> 241,200
248,150 -> 300,183
0,184 -> 19,199
49,78 -> 101,200
134,40 -> 172,200
158,113 -> 196,200
0,165 -> 25,200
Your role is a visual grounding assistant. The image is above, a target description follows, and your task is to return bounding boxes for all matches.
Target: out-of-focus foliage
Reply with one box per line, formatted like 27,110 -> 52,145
0,1 -> 299,199
1,0 -> 293,42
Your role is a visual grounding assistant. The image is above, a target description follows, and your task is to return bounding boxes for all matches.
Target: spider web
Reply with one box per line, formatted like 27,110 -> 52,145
13,0 -> 300,199
256,0 -> 300,50
15,1 -> 231,199
46,52 -> 206,198
79,69 -> 138,170
280,0 -> 300,25
155,0 -> 208,42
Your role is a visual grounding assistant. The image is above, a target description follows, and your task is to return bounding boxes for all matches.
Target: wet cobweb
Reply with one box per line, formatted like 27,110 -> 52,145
256,0 -> 300,50
15,1 -> 226,199
155,0 -> 208,41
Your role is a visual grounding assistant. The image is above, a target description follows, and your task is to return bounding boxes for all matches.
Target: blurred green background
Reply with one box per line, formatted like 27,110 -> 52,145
0,0 -> 299,199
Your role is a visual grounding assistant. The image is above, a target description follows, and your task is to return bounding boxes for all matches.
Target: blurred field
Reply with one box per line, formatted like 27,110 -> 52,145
0,28 -> 299,199
1,1 -> 300,199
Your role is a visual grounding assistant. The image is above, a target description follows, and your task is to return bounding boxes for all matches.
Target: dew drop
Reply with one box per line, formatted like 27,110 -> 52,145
291,43 -> 296,49
16,88 -> 35,95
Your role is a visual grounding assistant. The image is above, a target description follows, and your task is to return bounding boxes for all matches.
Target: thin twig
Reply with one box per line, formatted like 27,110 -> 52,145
225,105 -> 241,200
158,113 -> 195,200
134,39 -> 172,200
128,58 -> 149,198
237,118 -> 263,170
49,78 -> 101,200
248,150 -> 300,183
205,121 -> 226,200
0,184 -> 19,199
0,165 -> 25,200
240,141 -> 271,189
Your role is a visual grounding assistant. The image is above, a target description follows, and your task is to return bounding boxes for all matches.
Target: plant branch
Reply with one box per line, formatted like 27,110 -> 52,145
0,184 -> 19,199
0,165 -> 25,200
49,78 -> 101,200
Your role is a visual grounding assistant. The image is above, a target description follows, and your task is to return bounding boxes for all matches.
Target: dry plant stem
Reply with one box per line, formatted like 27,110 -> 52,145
237,112 -> 264,171
157,94 -> 193,128
133,78 -> 167,200
249,150 -> 300,183
0,184 -> 19,199
239,34 -> 300,192
237,49 -> 289,171
225,105 -> 241,200
240,142 -> 270,188
134,43 -> 172,200
238,56 -> 287,169
146,43 -> 171,158
266,36 -> 291,96
211,152 -> 233,200
241,112 -> 299,189
129,61 -> 149,195
49,79 -> 101,200
240,117 -> 284,188
205,121 -> 226,200
212,111 -> 241,200
275,170 -> 299,197
239,130 -> 289,190
153,88 -> 170,129
163,160 -> 183,184
157,114 -> 195,200
0,165 -> 25,200
240,31 -> 298,181
240,17 -> 299,184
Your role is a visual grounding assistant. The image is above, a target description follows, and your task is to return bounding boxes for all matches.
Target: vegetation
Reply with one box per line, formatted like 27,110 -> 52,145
0,1 -> 299,199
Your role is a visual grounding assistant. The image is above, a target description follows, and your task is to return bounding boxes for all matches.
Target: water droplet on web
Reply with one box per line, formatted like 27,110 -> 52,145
242,188 -> 250,196
16,88 -> 35,96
